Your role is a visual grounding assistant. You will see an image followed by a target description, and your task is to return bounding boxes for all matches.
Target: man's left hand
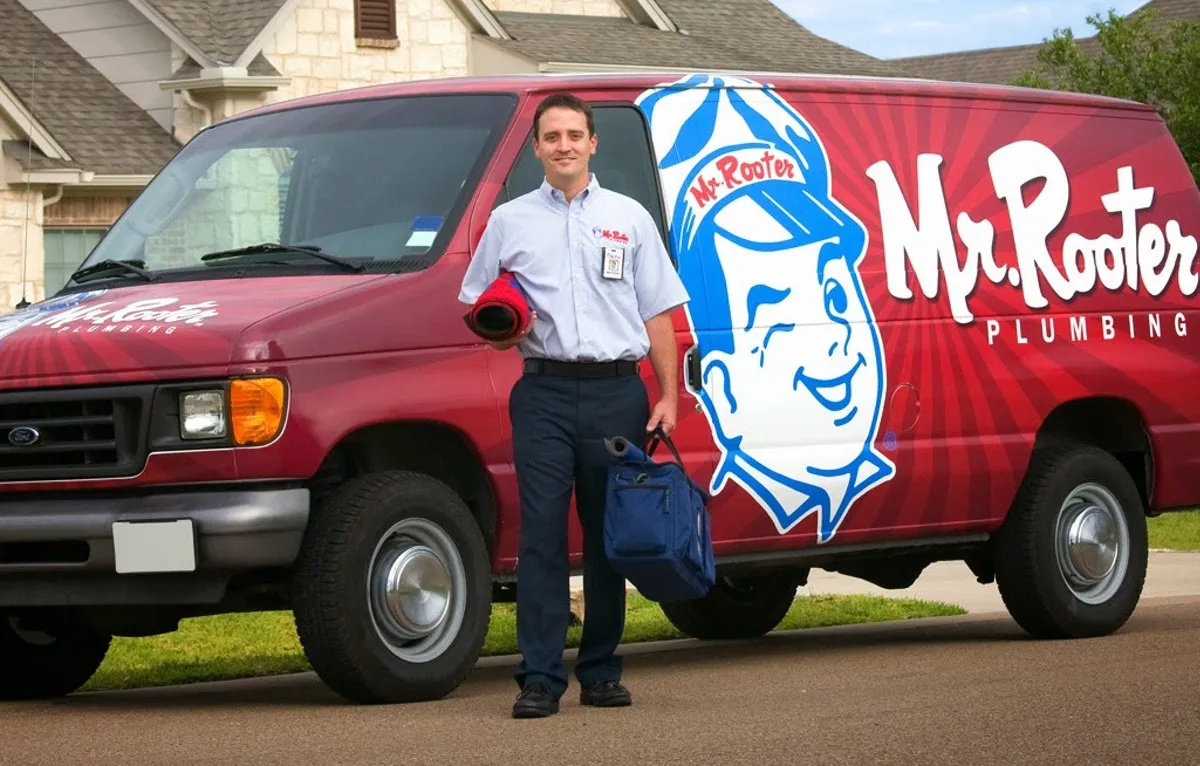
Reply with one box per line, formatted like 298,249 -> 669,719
646,397 -> 678,436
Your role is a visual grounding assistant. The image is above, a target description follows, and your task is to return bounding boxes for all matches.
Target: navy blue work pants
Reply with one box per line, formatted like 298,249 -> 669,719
509,369 -> 650,699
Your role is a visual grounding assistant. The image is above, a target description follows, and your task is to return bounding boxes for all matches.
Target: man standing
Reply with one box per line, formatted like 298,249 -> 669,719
458,93 -> 689,719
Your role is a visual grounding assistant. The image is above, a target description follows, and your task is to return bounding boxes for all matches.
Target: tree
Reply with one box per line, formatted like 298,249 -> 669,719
1012,8 -> 1200,183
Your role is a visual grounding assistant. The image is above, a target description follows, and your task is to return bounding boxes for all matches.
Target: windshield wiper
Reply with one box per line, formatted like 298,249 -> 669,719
200,243 -> 365,272
70,259 -> 159,284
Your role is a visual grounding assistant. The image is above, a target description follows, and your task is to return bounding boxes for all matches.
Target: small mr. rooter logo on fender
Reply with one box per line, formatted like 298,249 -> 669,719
866,139 -> 1198,346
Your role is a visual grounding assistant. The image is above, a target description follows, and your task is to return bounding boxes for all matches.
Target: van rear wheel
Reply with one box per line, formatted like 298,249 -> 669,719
292,470 -> 492,704
993,445 -> 1148,639
658,574 -> 797,640
0,611 -> 111,700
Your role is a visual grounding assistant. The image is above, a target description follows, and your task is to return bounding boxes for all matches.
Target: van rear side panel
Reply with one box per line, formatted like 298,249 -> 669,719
849,92 -> 1199,517
635,75 -> 1199,551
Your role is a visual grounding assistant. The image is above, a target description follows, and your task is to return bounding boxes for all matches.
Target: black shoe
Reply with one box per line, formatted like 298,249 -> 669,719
512,683 -> 558,718
580,680 -> 632,707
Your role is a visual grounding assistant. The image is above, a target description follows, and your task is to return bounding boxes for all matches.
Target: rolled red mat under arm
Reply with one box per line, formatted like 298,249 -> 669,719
463,271 -> 533,341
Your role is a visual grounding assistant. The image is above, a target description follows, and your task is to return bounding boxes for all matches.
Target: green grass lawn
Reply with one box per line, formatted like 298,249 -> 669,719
82,593 -> 964,694
1148,509 -> 1200,551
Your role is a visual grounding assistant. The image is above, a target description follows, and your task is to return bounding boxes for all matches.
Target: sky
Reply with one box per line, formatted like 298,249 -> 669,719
772,0 -> 1148,59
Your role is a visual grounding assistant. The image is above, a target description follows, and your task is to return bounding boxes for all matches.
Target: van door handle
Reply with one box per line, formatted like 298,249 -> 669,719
684,345 -> 701,393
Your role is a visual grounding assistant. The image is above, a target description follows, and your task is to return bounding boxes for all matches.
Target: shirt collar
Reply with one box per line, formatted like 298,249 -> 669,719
540,173 -> 601,208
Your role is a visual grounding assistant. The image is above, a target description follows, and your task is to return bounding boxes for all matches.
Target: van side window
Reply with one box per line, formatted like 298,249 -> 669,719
496,104 -> 671,255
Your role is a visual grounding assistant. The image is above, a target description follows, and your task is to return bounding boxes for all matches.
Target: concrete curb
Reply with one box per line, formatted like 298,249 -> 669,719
569,550 -> 1200,616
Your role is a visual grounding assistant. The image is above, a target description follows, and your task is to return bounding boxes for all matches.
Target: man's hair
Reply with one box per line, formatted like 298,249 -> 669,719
533,93 -> 595,138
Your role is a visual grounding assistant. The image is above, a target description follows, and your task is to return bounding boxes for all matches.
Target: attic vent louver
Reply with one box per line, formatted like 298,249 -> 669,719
355,0 -> 397,41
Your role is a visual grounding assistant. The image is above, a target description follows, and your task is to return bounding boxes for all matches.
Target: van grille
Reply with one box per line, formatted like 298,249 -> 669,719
0,386 -> 151,481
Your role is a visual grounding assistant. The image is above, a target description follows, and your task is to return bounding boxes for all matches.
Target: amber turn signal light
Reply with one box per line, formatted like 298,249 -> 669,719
230,377 -> 286,446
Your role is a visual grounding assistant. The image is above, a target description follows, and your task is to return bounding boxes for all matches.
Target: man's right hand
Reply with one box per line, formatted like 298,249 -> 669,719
488,311 -> 536,351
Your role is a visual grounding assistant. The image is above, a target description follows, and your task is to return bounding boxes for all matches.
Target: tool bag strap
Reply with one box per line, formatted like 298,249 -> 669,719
645,426 -> 685,470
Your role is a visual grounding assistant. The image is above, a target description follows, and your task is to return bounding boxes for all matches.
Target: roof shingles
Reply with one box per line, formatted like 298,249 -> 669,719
144,0 -> 289,65
490,0 -> 910,78
0,0 -> 180,176
891,0 -> 1200,85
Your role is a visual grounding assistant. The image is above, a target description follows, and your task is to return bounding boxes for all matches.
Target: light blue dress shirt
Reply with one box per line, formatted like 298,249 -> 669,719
459,174 -> 690,362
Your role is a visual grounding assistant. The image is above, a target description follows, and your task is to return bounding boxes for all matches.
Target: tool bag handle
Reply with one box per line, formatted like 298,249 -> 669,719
645,426 -> 685,470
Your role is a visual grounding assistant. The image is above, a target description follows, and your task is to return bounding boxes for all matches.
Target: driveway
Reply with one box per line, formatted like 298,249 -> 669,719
2,594 -> 1197,765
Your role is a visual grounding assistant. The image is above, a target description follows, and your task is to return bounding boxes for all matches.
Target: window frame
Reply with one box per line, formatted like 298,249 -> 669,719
43,226 -> 108,298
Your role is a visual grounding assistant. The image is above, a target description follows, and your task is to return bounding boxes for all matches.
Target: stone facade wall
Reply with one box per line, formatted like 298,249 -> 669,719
487,0 -> 625,16
167,0 -> 636,144
0,188 -> 45,310
169,44 -> 202,146
261,0 -> 471,108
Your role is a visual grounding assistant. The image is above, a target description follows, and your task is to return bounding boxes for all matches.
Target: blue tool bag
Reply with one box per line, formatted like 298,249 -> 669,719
602,427 -> 715,603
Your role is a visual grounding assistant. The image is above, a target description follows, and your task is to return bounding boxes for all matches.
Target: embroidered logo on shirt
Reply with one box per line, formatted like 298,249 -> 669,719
593,227 -> 631,244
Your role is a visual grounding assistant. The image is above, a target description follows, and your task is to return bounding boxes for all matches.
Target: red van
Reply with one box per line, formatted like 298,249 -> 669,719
0,72 -> 1196,704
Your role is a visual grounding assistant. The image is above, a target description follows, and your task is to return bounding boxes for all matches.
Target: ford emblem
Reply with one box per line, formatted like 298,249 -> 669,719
7,426 -> 40,447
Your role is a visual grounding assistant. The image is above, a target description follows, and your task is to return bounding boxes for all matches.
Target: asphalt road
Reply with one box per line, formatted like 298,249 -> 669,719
3,597 -> 1198,766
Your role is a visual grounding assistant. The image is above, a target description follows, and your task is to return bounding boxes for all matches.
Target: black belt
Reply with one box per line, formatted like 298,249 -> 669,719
523,358 -> 640,378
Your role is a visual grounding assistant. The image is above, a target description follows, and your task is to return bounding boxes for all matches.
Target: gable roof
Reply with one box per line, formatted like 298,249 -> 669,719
0,0 -> 180,177
891,0 -> 1200,85
488,0 -> 909,77
138,0 -> 290,67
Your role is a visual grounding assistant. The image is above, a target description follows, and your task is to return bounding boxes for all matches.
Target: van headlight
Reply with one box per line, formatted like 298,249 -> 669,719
180,390 -> 226,439
176,377 -> 286,446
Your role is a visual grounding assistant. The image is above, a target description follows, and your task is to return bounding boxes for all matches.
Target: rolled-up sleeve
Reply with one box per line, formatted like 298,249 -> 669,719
458,210 -> 505,306
632,208 -> 689,321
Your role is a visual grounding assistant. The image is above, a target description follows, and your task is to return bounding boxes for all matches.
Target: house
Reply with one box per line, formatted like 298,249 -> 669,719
0,0 -> 915,310
889,0 -> 1200,85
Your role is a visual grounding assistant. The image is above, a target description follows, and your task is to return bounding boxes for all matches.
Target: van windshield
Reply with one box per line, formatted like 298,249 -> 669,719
69,92 -> 516,287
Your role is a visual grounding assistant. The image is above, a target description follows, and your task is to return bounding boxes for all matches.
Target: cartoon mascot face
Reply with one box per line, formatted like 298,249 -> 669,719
636,75 -> 895,543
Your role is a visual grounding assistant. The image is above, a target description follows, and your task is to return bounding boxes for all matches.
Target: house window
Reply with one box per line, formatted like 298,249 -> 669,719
43,228 -> 107,297
355,0 -> 398,46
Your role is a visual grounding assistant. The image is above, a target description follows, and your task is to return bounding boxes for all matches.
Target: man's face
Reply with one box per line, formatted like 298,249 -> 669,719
700,194 -> 883,473
533,106 -> 597,183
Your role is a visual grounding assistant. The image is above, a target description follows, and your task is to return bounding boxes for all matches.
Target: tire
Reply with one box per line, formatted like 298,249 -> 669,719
993,445 -> 1148,640
292,470 -> 492,704
0,612 -> 111,700
659,574 -> 797,640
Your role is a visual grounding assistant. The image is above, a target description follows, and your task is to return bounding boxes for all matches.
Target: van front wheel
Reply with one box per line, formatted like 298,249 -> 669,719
292,470 -> 492,704
994,445 -> 1148,640
0,612 -> 111,700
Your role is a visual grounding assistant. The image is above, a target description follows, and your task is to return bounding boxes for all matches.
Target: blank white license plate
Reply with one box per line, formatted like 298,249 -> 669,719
112,520 -> 197,574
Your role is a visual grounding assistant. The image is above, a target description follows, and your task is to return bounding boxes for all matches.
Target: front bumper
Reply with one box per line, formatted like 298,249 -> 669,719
0,487 -> 309,575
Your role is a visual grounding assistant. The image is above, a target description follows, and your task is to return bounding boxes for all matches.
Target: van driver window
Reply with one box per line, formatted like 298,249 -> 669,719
497,104 -> 670,249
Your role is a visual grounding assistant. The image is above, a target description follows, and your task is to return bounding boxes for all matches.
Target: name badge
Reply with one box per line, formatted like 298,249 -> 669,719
602,246 -> 625,280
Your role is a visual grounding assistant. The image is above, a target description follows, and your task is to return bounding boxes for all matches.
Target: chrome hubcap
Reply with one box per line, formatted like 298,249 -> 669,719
380,545 -> 451,638
1055,483 -> 1129,604
367,518 -> 466,663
